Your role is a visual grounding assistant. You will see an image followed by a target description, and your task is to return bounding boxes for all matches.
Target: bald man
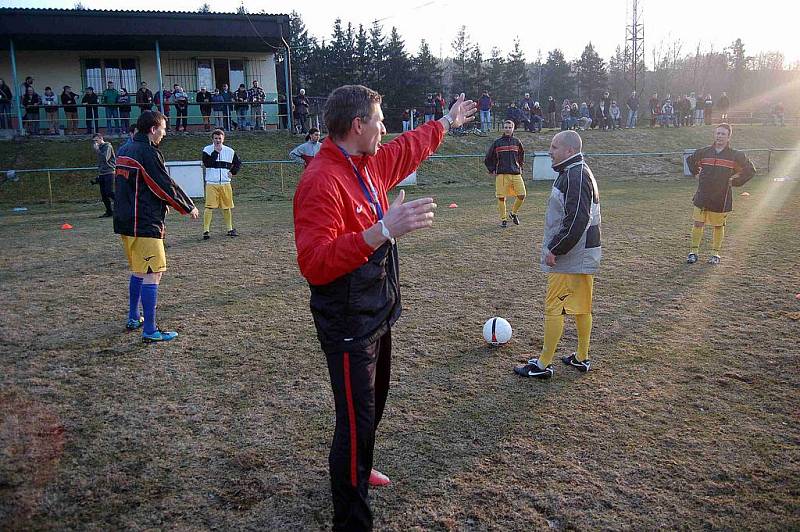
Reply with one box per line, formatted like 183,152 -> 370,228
515,130 -> 602,379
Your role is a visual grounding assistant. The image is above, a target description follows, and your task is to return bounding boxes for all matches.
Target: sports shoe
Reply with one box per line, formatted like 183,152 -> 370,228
561,353 -> 591,372
125,316 -> 144,330
142,329 -> 178,343
514,359 -> 554,379
227,229 -> 238,237
686,253 -> 698,264
500,220 -> 508,228
203,231 -> 210,240
509,212 -> 520,225
368,469 -> 391,487
708,255 -> 720,265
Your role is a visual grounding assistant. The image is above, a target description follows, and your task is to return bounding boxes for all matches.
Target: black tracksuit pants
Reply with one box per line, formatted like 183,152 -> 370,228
325,330 -> 392,532
98,173 -> 114,214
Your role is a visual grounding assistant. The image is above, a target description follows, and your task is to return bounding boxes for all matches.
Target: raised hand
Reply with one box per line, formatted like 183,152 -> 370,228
446,93 -> 478,128
381,189 -> 437,239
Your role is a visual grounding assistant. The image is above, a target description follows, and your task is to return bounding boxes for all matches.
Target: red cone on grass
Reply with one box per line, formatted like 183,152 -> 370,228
61,223 -> 73,230
448,203 -> 458,208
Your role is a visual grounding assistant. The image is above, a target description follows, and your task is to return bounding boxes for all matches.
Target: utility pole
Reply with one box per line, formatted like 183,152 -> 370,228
624,0 -> 645,94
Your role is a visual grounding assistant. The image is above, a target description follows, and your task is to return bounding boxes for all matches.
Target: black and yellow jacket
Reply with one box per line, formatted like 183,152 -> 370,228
113,133 -> 195,239
484,135 -> 525,175
687,145 -> 756,213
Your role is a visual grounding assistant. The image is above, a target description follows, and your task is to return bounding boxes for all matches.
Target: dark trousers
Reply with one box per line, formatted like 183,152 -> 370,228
176,107 -> 188,130
98,173 -> 114,213
325,330 -> 392,532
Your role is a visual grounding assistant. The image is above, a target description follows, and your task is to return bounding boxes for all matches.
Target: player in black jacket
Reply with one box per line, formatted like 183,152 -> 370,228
114,111 -> 199,342
685,123 -> 755,264
484,120 -> 526,227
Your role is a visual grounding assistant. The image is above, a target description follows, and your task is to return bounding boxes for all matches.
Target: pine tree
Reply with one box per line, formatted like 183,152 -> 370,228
450,26 -> 472,97
466,46 -> 488,100
542,48 -> 574,102
368,21 -> 386,90
502,38 -> 528,102
576,42 -> 607,102
486,47 -> 507,104
382,27 -> 413,127
410,39 -> 442,108
354,25 -> 370,85
288,12 -> 317,93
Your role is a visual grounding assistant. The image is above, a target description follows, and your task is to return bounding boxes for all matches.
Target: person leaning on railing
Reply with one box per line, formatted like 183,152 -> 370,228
196,86 -> 213,132
61,86 -> 79,134
21,86 -> 40,135
42,86 -> 59,134
118,88 -> 132,133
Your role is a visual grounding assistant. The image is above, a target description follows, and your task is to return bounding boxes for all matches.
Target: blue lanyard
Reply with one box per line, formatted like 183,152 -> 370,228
337,145 -> 384,220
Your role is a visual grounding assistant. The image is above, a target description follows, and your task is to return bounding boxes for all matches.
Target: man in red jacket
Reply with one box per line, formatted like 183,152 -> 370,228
293,85 -> 475,531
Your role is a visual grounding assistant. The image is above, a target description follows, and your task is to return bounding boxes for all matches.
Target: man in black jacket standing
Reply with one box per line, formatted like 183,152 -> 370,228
92,133 -> 116,217
685,123 -> 755,264
485,119 -> 526,227
114,111 -> 199,341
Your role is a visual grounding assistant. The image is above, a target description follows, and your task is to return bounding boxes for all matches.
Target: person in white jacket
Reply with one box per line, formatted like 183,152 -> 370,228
201,129 -> 241,239
289,128 -> 321,167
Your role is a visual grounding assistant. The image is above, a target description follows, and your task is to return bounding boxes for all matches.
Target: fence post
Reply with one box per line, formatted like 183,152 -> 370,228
280,162 -> 285,196
47,170 -> 53,207
767,149 -> 772,174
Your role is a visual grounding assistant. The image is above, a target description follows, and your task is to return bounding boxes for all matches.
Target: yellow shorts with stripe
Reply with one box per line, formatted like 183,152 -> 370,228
692,206 -> 727,227
544,273 -> 594,316
205,183 -> 234,209
495,174 -> 527,198
121,235 -> 167,274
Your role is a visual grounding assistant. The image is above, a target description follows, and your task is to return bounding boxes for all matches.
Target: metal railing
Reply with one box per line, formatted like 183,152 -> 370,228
0,148 -> 796,207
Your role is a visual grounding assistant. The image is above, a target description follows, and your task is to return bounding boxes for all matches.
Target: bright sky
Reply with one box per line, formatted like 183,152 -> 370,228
7,0 -> 799,66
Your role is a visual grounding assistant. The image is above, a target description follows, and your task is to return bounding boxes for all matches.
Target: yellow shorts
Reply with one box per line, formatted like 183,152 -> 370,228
692,206 -> 727,227
205,183 -> 234,209
121,235 -> 167,274
495,174 -> 527,198
544,273 -> 594,316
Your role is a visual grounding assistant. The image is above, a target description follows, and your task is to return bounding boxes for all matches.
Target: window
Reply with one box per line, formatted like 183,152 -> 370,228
82,58 -> 138,92
197,59 -> 213,91
229,59 -> 245,90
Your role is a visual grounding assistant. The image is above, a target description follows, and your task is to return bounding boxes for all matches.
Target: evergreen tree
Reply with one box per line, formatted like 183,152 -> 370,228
576,42 -> 607,102
381,27 -> 413,126
368,21 -> 386,90
354,25 -> 370,85
410,39 -> 442,107
466,45 -> 488,100
502,38 -> 528,102
450,26 -> 472,96
288,12 -> 317,93
487,47 -> 507,104
542,48 -> 574,102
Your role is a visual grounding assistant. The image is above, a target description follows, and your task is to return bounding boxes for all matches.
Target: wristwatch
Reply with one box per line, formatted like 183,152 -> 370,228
377,219 -> 394,243
443,114 -> 454,127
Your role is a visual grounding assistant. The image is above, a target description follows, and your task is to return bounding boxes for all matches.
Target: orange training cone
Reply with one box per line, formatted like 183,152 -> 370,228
740,191 -> 750,196
61,223 -> 73,230
448,203 -> 458,208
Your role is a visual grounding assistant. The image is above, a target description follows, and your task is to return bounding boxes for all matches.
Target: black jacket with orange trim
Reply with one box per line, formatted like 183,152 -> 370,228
687,144 -> 756,213
113,132 -> 195,238
484,135 -> 525,175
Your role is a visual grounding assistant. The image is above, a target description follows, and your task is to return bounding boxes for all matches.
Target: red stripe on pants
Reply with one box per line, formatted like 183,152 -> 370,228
343,352 -> 358,488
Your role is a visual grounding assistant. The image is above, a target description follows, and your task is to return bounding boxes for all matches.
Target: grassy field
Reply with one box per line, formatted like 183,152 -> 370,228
1,128 -> 799,530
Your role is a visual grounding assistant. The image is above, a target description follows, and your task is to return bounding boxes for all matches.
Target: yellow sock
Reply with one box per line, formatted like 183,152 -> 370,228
690,225 -> 703,254
539,314 -> 564,367
511,196 -> 525,214
711,225 -> 724,256
203,208 -> 213,232
223,209 -> 233,231
575,314 -> 592,361
497,198 -> 507,221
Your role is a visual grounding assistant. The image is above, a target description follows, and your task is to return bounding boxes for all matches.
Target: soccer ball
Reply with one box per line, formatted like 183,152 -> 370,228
483,317 -> 512,346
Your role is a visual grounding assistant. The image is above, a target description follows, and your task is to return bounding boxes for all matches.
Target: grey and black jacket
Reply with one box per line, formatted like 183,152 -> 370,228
541,152 -> 602,274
